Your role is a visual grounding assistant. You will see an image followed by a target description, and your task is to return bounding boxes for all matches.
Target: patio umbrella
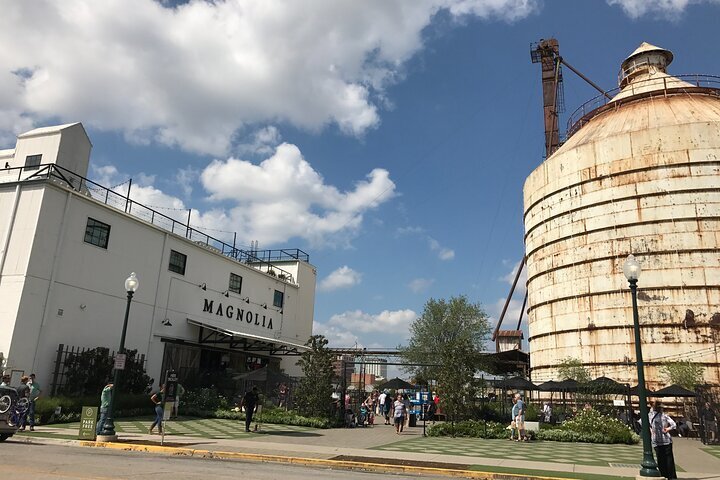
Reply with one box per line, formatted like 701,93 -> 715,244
629,384 -> 654,396
554,379 -> 580,392
376,377 -> 414,391
537,380 -> 561,392
586,376 -> 627,394
648,384 -> 696,398
499,376 -> 538,390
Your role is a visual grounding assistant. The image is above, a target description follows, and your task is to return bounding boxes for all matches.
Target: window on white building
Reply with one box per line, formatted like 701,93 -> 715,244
169,250 -> 187,275
84,217 -> 111,249
228,273 -> 242,294
24,154 -> 42,171
273,290 -> 284,308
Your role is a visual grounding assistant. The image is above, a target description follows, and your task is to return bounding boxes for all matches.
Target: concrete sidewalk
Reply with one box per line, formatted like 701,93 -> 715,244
16,422 -> 720,480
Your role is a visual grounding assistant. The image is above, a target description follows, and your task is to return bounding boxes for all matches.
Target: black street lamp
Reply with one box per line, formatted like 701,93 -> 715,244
623,255 -> 661,477
99,272 -> 139,440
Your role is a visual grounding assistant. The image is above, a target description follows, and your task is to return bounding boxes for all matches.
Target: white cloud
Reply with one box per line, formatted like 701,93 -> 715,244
319,266 -> 363,292
500,260 -> 528,295
0,0 -> 538,155
237,126 -> 282,156
174,166 -> 199,198
90,164 -> 188,222
408,277 -> 434,294
328,309 -> 417,334
397,227 -> 454,260
428,237 -> 455,260
606,0 -> 720,18
313,321 -> 362,348
89,142 -> 395,247
200,143 -> 396,246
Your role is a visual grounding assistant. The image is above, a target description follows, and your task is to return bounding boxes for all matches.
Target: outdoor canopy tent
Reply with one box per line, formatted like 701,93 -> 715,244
586,376 -> 627,394
629,384 -> 655,396
376,377 -> 414,391
648,384 -> 697,398
537,380 -> 561,391
497,376 -> 538,390
553,379 -> 580,392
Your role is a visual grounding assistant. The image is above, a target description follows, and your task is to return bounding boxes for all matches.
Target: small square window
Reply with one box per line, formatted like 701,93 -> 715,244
84,217 -> 111,249
24,154 -> 42,171
169,250 -> 187,275
273,290 -> 284,308
228,273 -> 243,294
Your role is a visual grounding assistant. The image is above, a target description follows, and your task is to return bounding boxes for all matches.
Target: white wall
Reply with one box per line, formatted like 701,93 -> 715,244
1,180 -> 316,382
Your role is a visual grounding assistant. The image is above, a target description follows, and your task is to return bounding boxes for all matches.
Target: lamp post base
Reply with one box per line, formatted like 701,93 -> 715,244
95,433 -> 118,442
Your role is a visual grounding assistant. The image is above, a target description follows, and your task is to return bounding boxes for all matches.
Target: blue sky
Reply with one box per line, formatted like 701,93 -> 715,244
2,0 -> 719,358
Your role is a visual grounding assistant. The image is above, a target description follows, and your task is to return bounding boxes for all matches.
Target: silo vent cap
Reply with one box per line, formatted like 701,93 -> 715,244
619,42 -> 674,87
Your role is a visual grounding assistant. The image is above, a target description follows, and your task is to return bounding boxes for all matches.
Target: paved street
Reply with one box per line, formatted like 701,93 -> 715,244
15,419 -> 720,479
0,441 -> 444,480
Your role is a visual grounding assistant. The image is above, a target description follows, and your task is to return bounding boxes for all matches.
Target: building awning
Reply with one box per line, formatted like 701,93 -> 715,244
187,318 -> 309,356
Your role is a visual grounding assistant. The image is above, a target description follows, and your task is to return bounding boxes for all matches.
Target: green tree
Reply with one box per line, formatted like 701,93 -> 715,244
660,361 -> 704,390
557,357 -> 591,383
399,295 -> 490,423
294,335 -> 335,418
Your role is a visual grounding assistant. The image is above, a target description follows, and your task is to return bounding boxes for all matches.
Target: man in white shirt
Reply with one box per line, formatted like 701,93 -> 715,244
378,391 -> 388,424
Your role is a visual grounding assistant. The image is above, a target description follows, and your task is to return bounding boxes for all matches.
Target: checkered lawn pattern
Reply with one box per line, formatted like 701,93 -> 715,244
703,446 -> 720,460
44,416 -> 310,439
374,437 -> 644,467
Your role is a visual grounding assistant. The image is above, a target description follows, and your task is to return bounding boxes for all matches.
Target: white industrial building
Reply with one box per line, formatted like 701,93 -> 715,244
0,123 -> 316,393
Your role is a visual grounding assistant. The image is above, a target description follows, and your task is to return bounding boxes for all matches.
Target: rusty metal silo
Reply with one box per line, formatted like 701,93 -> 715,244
524,42 -> 720,388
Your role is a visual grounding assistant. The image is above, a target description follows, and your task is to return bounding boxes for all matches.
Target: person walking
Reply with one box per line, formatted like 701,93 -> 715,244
509,396 -> 519,440
27,373 -> 41,431
702,401 -> 717,443
514,393 -> 528,441
96,382 -> 113,436
240,386 -> 259,432
542,401 -> 552,424
402,393 -> 412,429
650,401 -> 677,479
16,376 -> 31,431
393,394 -> 406,434
148,384 -> 165,434
378,391 -> 388,424
170,383 -> 185,419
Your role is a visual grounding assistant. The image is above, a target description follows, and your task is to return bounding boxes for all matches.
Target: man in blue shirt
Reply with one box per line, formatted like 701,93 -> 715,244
96,382 -> 113,436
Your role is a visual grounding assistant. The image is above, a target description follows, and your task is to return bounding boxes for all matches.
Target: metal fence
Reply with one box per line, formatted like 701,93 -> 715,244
565,74 -> 720,139
3,163 -> 308,282
49,343 -> 146,396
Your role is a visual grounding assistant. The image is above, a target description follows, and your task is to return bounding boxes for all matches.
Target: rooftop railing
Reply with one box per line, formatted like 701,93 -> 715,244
566,74 -> 720,140
1,163 -> 309,282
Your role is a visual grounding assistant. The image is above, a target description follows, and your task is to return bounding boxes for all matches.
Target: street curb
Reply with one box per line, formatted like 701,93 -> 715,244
77,440 -> 568,480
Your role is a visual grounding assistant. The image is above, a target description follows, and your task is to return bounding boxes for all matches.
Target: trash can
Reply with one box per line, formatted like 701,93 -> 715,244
409,413 -> 417,427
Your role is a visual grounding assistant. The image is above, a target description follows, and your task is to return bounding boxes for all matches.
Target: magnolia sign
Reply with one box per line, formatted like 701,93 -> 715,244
202,299 -> 274,330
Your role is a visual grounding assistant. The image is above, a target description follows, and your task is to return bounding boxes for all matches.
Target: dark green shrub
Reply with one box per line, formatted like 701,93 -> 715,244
169,405 -> 332,429
33,393 -> 153,424
427,420 -> 535,440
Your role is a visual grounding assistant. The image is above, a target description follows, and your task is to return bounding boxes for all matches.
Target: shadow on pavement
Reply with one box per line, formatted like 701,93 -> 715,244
254,431 -> 322,437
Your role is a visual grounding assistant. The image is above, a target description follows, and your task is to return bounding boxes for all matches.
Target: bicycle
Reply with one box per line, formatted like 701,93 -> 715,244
6,397 -> 29,428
